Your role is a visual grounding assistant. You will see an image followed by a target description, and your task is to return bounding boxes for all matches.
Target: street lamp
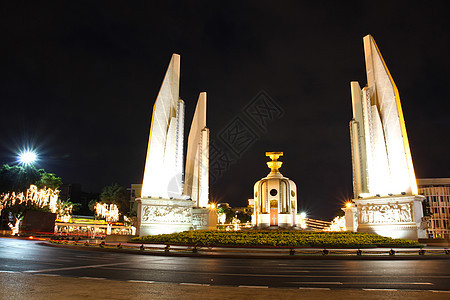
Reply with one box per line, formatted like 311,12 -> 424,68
17,149 -> 38,166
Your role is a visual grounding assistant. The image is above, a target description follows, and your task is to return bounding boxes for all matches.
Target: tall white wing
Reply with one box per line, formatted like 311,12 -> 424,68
184,92 -> 209,207
142,54 -> 184,199
350,35 -> 418,198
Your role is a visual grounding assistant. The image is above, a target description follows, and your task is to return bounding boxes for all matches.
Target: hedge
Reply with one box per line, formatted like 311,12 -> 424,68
131,230 -> 421,248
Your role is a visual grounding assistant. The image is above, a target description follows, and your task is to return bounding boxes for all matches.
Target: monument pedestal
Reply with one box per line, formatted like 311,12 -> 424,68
192,208 -> 217,230
347,195 -> 427,240
136,197 -> 193,236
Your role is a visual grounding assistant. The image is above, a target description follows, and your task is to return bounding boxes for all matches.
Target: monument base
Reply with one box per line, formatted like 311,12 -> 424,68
348,195 -> 427,240
252,213 -> 303,228
192,208 -> 217,230
136,197 -> 193,236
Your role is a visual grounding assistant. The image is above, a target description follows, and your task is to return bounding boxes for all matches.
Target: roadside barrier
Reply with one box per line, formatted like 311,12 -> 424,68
48,240 -> 450,257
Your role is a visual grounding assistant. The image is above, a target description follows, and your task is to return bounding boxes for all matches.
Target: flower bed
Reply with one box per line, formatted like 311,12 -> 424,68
131,230 -> 421,248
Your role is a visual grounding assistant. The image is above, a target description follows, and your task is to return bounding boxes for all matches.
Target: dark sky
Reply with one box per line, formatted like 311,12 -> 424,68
1,1 -> 449,220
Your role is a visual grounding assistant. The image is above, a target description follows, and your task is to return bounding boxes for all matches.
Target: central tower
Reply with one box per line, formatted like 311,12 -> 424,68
252,152 -> 300,228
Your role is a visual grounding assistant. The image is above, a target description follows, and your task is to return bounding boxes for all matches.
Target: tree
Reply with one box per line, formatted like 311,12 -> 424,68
0,164 -> 63,226
0,164 -> 62,194
37,172 -> 62,190
99,183 -> 129,218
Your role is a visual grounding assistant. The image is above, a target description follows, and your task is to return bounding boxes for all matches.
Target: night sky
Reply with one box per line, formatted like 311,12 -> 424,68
1,1 -> 449,220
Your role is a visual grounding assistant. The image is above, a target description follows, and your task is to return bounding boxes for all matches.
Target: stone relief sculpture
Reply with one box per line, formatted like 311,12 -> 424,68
192,213 -> 208,228
358,203 -> 412,224
142,205 -> 192,223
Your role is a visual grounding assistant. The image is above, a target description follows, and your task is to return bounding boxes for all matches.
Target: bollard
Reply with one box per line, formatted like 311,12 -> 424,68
164,245 -> 170,253
356,249 -> 362,256
389,249 -> 395,256
140,244 -> 145,251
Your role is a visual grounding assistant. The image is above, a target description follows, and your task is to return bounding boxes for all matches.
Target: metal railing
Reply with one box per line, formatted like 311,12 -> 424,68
48,240 -> 450,257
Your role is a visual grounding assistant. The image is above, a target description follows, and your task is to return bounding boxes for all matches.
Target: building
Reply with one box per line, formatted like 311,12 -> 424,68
417,178 -> 450,239
346,35 -> 426,240
129,184 -> 141,212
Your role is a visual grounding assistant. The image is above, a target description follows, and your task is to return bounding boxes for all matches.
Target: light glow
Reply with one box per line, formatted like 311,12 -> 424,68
0,184 -> 73,225
324,216 -> 346,232
17,150 -> 38,166
94,203 -> 119,223
8,218 -> 21,236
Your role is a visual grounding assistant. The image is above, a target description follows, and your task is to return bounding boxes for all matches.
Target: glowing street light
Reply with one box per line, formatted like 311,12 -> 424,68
17,150 -> 38,166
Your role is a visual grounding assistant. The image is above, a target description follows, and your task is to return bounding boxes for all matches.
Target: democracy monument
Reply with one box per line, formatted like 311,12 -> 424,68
135,35 -> 427,240
344,35 -> 426,240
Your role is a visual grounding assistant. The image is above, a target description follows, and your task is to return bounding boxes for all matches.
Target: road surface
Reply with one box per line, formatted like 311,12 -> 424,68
1,238 -> 449,299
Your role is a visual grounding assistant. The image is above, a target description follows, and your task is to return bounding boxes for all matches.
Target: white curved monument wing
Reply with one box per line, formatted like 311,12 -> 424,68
184,92 -> 209,207
142,54 -> 184,199
350,35 -> 418,198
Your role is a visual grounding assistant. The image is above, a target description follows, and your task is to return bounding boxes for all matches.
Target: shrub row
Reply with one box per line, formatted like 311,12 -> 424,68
131,230 -> 420,248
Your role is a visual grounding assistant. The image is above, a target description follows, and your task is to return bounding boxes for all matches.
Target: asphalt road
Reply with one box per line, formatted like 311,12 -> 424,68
1,238 -> 449,293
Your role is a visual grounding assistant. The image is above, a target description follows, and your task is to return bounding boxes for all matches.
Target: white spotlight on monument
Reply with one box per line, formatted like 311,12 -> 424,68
346,35 -> 426,240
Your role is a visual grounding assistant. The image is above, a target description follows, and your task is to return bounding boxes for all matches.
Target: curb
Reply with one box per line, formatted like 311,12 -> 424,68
41,242 -> 450,260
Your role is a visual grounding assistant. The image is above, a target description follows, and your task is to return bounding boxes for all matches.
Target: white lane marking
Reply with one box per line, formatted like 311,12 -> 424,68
431,290 -> 450,293
79,277 -> 106,280
127,280 -> 155,284
35,274 -> 60,277
0,270 -> 18,273
238,285 -> 268,289
180,283 -> 211,286
363,289 -> 397,291
299,287 -> 331,290
53,259 -> 73,263
23,262 -> 128,273
297,282 -> 343,285
347,282 -> 434,285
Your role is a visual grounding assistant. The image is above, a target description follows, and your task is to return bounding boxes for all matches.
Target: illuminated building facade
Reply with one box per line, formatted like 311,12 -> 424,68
252,152 -> 302,228
417,178 -> 450,239
346,35 -> 426,240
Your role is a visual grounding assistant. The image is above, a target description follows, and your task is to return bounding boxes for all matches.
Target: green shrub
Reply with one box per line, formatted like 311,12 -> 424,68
131,230 -> 420,248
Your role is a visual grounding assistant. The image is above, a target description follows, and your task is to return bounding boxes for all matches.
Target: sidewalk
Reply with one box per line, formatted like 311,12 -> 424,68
1,272 -> 449,300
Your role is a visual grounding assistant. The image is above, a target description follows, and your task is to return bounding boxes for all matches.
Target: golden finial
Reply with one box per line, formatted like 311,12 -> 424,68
266,152 -> 283,173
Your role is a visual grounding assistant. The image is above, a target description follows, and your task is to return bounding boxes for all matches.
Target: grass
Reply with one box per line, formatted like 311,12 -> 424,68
131,230 -> 421,248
